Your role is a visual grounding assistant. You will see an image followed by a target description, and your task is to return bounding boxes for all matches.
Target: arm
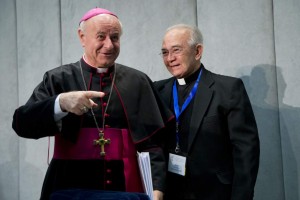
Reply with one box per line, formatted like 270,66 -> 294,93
228,79 -> 260,200
12,95 -> 60,139
12,71 -> 104,139
12,71 -> 63,138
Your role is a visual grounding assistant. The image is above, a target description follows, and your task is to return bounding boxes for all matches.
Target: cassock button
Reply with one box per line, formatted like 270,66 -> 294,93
102,102 -> 107,107
104,113 -> 110,117
106,180 -> 112,184
106,169 -> 112,173
101,82 -> 107,86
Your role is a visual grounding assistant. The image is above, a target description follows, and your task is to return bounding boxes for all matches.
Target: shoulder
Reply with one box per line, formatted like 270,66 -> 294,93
115,63 -> 153,84
201,67 -> 246,97
47,62 -> 79,74
43,61 -> 80,78
204,67 -> 243,87
116,63 -> 147,76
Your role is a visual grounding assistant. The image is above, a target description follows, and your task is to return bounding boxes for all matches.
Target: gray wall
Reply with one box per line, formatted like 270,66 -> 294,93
0,0 -> 299,199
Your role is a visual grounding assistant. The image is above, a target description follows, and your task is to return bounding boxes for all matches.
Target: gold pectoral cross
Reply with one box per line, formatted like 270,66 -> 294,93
93,130 -> 110,157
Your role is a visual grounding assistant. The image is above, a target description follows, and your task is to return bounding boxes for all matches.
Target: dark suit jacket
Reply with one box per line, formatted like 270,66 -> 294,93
154,65 -> 260,200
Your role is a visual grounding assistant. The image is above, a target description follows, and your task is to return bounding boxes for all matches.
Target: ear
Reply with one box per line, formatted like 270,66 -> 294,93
195,44 -> 203,60
78,28 -> 85,47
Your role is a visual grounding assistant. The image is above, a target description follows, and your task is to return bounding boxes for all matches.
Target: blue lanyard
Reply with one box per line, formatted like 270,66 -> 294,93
172,68 -> 203,153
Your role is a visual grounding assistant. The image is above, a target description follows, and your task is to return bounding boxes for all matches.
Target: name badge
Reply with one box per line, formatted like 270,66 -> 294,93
168,153 -> 186,176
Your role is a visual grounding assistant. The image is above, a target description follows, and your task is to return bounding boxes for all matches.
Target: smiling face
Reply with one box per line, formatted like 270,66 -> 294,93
78,14 -> 121,68
161,28 -> 203,78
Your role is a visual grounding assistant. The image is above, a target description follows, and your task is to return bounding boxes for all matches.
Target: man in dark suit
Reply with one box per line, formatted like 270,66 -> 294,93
154,24 -> 260,200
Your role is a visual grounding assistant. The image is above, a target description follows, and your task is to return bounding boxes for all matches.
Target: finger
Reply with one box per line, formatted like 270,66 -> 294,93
84,91 -> 104,108
85,91 -> 105,99
88,98 -> 100,107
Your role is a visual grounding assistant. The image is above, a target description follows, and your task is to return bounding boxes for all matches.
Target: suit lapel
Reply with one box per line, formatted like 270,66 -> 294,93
188,68 -> 214,152
157,69 -> 214,153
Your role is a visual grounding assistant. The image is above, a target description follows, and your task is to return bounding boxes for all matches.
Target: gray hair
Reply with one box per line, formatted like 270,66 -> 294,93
79,14 -> 123,36
166,24 -> 203,47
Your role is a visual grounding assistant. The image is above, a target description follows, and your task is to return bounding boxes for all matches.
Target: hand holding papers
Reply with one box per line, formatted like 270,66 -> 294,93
137,152 -> 153,200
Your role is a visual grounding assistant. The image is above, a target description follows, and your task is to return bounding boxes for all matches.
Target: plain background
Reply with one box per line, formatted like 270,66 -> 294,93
0,0 -> 299,199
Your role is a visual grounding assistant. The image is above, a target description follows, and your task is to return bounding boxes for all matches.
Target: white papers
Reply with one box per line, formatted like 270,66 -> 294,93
137,152 -> 153,200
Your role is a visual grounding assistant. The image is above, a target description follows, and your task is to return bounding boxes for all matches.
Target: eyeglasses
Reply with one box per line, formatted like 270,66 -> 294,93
160,47 -> 184,58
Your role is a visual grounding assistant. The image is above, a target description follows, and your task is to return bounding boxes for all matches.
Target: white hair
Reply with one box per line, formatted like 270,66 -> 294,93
166,24 -> 203,47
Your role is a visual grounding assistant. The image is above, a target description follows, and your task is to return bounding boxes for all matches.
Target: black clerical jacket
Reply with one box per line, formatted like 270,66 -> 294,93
154,65 -> 260,200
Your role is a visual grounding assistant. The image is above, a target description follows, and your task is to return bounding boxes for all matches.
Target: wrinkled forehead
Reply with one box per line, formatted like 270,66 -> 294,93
162,29 -> 190,48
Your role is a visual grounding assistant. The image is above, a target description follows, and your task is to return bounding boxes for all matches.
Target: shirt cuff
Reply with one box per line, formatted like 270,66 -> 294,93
54,94 -> 68,121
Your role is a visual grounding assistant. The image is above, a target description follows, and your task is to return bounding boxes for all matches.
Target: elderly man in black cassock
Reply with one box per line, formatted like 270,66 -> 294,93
12,8 -> 173,200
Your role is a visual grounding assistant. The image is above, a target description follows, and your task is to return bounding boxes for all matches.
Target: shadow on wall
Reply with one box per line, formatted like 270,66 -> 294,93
275,66 -> 300,200
240,64 -> 299,200
0,137 -> 44,200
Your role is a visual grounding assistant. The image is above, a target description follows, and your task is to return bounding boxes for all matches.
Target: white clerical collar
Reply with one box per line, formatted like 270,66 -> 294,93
96,67 -> 109,73
177,78 -> 186,85
83,54 -> 109,73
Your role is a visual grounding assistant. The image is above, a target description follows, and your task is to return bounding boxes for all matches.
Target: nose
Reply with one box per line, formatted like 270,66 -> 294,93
103,36 -> 113,49
167,52 -> 176,62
